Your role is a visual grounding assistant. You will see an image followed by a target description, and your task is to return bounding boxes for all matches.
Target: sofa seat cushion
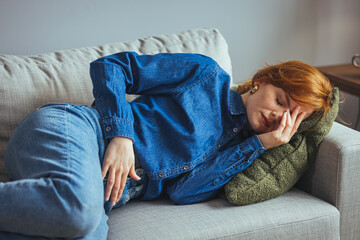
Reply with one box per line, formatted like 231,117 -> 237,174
107,188 -> 339,240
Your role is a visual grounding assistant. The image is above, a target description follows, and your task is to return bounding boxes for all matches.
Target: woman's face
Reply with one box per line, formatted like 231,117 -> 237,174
243,81 -> 314,134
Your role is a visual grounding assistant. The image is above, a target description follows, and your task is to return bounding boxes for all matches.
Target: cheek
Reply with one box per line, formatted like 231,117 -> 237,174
246,106 -> 262,131
245,100 -> 258,120
245,97 -> 261,121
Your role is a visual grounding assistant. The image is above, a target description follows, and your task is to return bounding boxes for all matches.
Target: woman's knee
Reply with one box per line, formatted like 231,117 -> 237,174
63,205 -> 104,238
55,180 -> 105,238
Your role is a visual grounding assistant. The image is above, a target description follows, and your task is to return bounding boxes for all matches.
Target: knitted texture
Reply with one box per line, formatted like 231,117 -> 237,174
224,87 -> 339,205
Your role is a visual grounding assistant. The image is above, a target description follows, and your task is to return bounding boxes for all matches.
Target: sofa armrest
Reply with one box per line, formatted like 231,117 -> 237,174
296,122 -> 360,240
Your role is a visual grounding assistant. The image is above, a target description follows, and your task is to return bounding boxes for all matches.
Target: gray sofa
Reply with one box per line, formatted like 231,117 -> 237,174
1,28 -> 359,240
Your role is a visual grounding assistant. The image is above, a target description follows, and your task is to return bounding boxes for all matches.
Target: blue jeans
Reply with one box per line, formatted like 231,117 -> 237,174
0,103 -> 145,239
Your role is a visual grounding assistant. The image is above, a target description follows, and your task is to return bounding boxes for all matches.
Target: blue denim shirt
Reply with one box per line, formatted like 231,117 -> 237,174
90,52 -> 267,205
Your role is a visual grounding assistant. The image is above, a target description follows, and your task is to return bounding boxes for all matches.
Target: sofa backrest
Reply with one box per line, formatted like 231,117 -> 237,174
0,28 -> 233,181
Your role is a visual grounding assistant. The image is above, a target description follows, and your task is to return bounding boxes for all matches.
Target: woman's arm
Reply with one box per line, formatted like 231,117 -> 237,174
167,135 -> 267,205
167,109 -> 304,205
90,52 -> 218,205
90,51 -> 218,141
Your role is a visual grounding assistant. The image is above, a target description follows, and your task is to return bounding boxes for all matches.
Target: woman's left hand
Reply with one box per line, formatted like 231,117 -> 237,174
258,106 -> 306,149
102,136 -> 141,206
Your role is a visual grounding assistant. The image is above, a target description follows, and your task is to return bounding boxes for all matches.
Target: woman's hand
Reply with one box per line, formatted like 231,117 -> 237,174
258,107 -> 306,149
102,136 -> 141,206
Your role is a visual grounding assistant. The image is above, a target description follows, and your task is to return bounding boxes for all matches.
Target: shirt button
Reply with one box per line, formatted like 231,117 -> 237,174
158,172 -> 164,178
183,165 -> 189,170
233,128 -> 238,133
105,127 -> 111,132
203,154 -> 207,159
218,143 -> 221,148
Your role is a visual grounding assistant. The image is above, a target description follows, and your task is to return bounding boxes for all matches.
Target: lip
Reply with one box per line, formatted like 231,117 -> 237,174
261,113 -> 270,128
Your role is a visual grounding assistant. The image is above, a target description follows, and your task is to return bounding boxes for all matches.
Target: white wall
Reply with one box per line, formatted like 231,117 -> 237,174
1,0 -> 359,129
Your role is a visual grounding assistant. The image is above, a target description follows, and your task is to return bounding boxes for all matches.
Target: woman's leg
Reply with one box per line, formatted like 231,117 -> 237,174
0,103 -> 108,239
0,211 -> 108,240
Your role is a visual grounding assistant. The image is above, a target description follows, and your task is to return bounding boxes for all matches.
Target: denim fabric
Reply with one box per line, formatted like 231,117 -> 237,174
90,52 -> 267,204
1,103 -> 142,239
0,103 -> 146,240
103,168 -> 146,213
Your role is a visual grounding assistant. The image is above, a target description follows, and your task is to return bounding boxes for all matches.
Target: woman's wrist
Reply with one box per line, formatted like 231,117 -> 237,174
257,134 -> 275,149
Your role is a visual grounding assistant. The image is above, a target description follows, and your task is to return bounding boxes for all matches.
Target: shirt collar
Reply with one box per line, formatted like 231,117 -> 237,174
228,89 -> 246,115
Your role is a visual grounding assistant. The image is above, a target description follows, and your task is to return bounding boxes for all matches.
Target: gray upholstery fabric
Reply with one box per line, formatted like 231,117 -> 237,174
107,188 -> 339,240
297,122 -> 360,240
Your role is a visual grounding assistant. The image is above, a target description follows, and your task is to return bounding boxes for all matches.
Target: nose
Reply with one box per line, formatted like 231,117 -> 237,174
271,111 -> 283,125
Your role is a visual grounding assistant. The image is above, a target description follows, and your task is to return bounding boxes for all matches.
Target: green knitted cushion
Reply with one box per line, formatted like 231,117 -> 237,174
224,87 -> 339,205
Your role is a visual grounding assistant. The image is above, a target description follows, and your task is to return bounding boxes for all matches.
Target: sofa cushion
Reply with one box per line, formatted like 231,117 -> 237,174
0,28 -> 232,182
107,188 -> 339,240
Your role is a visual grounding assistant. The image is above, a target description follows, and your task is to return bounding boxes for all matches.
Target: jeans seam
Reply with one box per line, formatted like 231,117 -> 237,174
64,105 -> 71,183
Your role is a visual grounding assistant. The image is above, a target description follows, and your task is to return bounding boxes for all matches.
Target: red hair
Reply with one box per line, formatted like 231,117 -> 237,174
237,61 -> 333,116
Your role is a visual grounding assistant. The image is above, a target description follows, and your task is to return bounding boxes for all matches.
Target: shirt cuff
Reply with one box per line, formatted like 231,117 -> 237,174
102,118 -> 135,141
252,135 -> 268,153
239,135 -> 267,157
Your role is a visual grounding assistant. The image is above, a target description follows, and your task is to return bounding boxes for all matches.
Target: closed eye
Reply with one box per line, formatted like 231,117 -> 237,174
276,98 -> 283,106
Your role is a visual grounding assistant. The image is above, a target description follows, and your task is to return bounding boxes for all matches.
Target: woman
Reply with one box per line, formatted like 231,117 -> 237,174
0,52 -> 332,239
